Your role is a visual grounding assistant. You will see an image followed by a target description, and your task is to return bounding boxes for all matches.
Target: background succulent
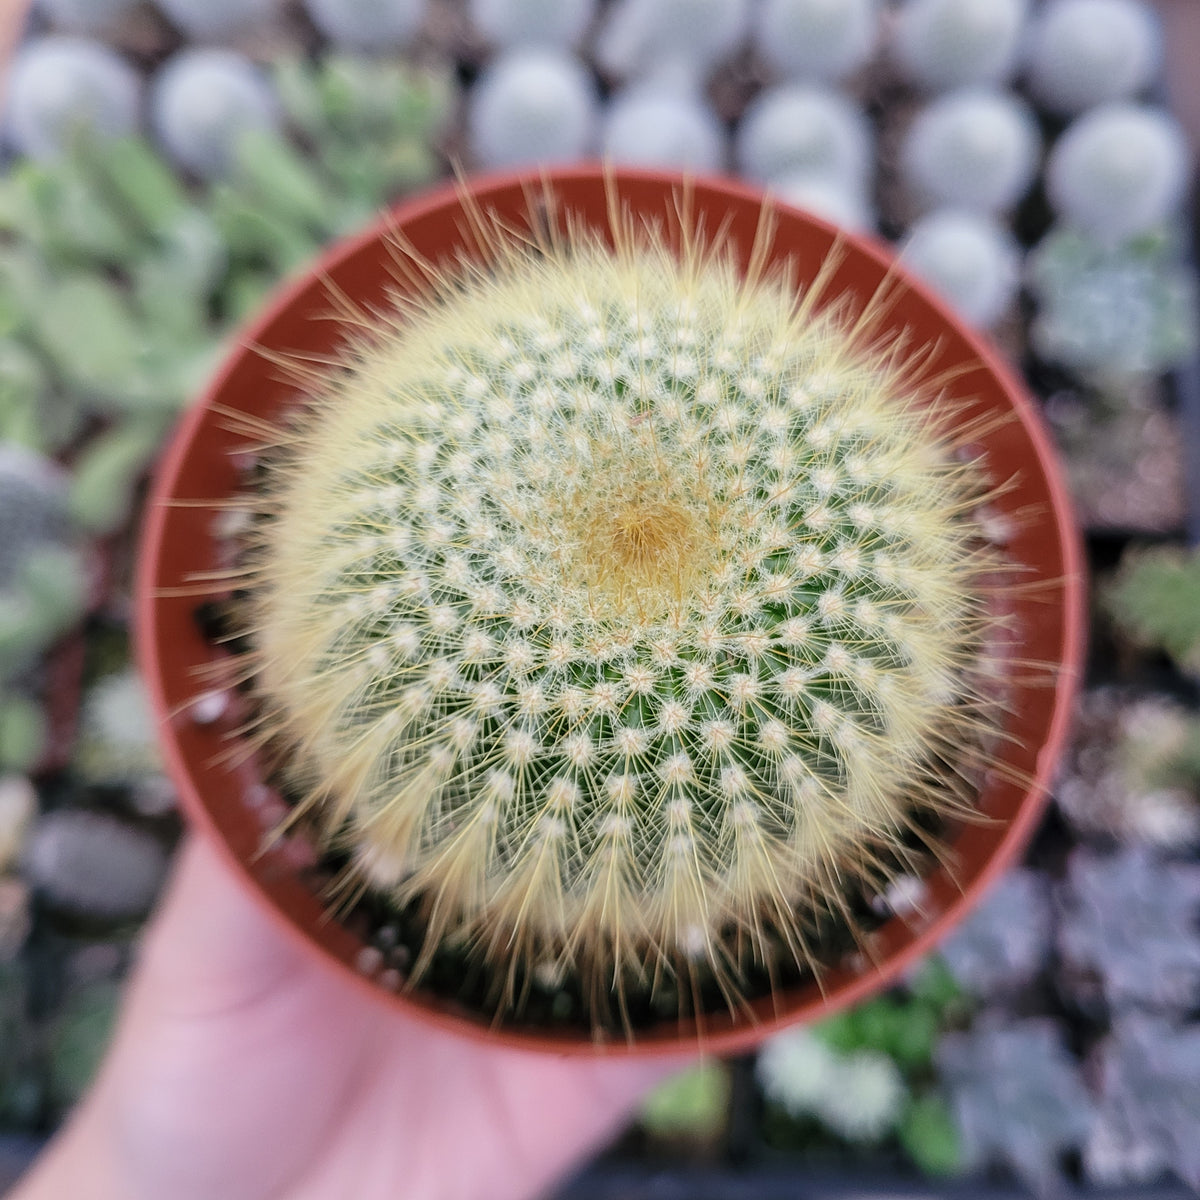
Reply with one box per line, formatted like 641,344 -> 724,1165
900,90 -> 1040,214
0,132 -> 228,453
1058,691 -> 1200,849
639,1060 -> 731,1141
33,0 -> 140,34
469,0 -> 597,50
759,1026 -> 908,1142
1104,545 -> 1200,678
0,341 -> 49,452
752,0 -> 880,84
938,869 -> 1052,997
245,209 -> 999,1026
594,0 -> 750,84
736,85 -> 872,190
1087,1016 -> 1200,1189
601,86 -> 724,171
23,810 -> 169,923
0,445 -> 71,589
301,0 -> 426,51
759,984 -> 971,1167
2,38 -> 141,162
900,209 -> 1021,329
1028,226 -> 1198,379
0,543 -> 87,693
150,50 -> 281,182
1025,0 -> 1162,116
1056,846 -> 1200,1012
818,957 -> 968,1073
155,0 -> 279,41
74,670 -> 168,796
820,1051 -> 908,1142
759,1025 -> 843,1117
68,419 -> 177,538
935,1018 -> 1095,1192
896,1094 -> 962,1177
271,55 -> 448,229
1046,103 -> 1191,244
468,49 -> 598,169
891,0 -> 1029,93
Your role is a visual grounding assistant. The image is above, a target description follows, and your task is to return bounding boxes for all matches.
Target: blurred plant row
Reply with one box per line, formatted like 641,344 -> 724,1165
0,48 -> 449,1136
0,50 -> 449,759
7,0 -> 1198,533
2,1 -> 1200,1195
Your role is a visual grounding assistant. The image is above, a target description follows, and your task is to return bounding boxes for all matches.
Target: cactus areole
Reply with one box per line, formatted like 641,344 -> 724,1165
137,169 -> 1084,1052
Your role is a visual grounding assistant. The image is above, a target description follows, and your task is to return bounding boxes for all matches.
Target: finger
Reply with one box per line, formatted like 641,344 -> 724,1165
388,1041 -> 685,1200
130,836 -> 311,1017
494,1049 -> 686,1199
96,837 -> 384,1200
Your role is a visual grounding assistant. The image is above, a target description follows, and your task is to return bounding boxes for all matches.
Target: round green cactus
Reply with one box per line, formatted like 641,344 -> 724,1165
245,212 -> 998,1024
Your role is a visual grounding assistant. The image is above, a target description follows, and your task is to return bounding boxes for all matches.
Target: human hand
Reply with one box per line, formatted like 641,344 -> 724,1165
12,837 -> 678,1200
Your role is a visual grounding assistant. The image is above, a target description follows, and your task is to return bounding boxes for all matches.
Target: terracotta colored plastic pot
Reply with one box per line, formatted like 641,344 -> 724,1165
136,168 -> 1085,1056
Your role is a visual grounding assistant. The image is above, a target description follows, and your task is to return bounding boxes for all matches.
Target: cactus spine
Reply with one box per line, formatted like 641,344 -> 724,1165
245,199 -> 1000,1026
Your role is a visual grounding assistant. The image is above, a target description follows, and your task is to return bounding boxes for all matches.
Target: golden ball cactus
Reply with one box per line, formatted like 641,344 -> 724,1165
241,197 -> 1002,1028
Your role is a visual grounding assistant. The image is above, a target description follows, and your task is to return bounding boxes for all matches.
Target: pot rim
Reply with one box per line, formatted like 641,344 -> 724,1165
135,165 -> 1087,1056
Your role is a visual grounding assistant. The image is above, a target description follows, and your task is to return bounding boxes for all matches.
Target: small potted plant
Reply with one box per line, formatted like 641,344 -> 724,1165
136,167 -> 1084,1054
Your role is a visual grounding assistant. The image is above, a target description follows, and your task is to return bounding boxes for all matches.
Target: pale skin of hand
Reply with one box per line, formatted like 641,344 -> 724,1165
10,837 -> 678,1200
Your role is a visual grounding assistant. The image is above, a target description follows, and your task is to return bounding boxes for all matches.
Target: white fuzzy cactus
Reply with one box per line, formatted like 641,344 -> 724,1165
602,87 -> 725,171
901,209 -> 1021,328
753,0 -> 881,83
3,38 -> 140,162
820,1051 -> 907,1141
301,0 -> 426,50
469,0 -> 597,49
34,0 -> 139,33
1046,104 -> 1190,244
736,85 -> 873,190
758,1027 -> 907,1141
774,171 -> 874,232
1026,0 -> 1162,116
75,670 -> 165,788
241,200 -> 1002,1025
892,0 -> 1030,92
900,89 -> 1040,214
468,50 -> 598,169
150,49 -> 281,181
156,0 -> 279,40
594,0 -> 751,85
758,1027 -> 841,1112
